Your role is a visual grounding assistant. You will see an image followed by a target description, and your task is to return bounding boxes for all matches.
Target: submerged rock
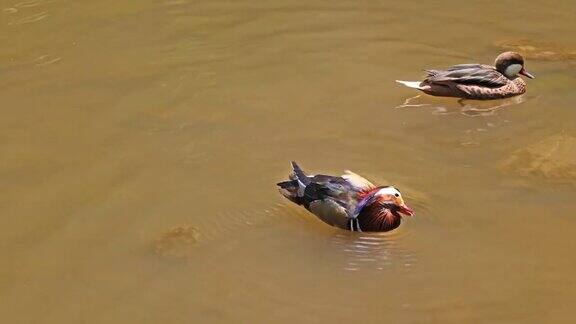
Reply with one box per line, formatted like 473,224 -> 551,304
494,40 -> 576,62
154,226 -> 200,258
500,134 -> 576,185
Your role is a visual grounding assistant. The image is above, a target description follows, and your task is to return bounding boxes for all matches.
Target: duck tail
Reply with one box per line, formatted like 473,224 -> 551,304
290,161 -> 310,186
277,161 -> 309,204
396,80 -> 424,90
276,180 -> 300,202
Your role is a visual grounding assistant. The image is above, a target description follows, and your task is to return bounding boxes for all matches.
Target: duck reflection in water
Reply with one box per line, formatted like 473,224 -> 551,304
329,230 -> 417,272
395,94 -> 529,117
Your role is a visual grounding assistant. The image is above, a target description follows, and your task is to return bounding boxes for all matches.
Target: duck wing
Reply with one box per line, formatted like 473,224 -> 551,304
304,175 -> 358,210
279,162 -> 374,229
306,170 -> 377,211
302,175 -> 361,228
310,171 -> 380,216
282,162 -> 358,210
341,170 -> 376,191
424,64 -> 508,88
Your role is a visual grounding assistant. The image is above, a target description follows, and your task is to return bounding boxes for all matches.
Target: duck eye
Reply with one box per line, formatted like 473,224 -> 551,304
394,193 -> 399,197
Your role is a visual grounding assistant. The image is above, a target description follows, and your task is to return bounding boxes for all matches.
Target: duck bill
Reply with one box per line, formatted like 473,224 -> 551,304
520,68 -> 535,79
398,204 -> 414,217
393,196 -> 414,216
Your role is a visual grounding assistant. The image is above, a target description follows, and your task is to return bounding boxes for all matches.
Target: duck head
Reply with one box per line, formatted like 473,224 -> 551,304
495,51 -> 535,80
356,186 -> 414,232
373,186 -> 414,217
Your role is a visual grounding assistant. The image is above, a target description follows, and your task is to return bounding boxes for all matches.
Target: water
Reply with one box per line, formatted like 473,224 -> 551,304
1,0 -> 576,323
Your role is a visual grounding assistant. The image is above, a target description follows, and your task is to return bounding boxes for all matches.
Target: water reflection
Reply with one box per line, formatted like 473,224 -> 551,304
330,230 -> 417,272
395,94 -> 531,117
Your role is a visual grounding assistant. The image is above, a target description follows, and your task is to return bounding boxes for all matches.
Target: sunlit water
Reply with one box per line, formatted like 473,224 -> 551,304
1,0 -> 576,323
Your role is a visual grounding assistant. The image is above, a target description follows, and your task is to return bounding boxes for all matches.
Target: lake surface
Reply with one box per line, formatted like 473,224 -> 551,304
1,0 -> 576,323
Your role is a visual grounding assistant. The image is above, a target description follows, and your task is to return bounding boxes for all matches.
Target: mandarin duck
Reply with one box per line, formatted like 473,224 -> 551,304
277,162 -> 413,232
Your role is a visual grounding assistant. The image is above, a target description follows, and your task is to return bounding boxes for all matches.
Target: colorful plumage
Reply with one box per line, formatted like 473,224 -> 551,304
277,162 -> 414,232
396,52 -> 535,100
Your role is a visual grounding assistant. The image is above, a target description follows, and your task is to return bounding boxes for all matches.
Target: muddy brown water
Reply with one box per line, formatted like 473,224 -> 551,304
1,0 -> 576,323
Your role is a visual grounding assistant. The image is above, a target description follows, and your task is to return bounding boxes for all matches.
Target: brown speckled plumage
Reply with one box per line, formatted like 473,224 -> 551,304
422,74 -> 527,100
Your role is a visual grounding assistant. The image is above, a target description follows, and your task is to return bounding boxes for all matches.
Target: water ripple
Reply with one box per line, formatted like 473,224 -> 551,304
9,11 -> 49,25
34,54 -> 61,66
154,202 -> 419,274
154,203 -> 304,258
330,230 -> 418,272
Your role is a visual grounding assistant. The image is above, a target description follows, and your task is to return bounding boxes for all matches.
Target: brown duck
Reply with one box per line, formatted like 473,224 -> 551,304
396,52 -> 535,100
277,162 -> 414,232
